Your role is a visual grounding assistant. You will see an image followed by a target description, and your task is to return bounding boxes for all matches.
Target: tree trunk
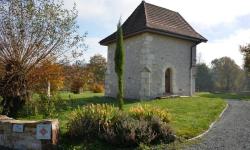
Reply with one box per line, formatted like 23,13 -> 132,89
1,95 -> 26,118
117,76 -> 124,110
0,64 -> 28,118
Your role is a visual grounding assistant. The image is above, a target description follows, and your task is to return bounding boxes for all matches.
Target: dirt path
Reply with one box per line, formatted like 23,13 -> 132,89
185,100 -> 250,150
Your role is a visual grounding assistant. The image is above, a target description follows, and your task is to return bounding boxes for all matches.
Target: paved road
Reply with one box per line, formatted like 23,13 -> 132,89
186,100 -> 250,150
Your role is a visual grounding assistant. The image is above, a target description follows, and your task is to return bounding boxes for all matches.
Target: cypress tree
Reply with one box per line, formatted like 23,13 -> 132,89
114,20 -> 125,110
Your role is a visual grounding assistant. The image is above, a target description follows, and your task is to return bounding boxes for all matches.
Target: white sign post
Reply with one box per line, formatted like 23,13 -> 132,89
36,124 -> 51,140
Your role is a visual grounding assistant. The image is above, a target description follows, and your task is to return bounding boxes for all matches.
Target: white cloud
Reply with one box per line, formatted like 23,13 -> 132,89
64,0 -> 250,28
83,37 -> 107,62
148,0 -> 250,28
63,0 -> 138,22
63,0 -> 107,19
197,28 -> 250,67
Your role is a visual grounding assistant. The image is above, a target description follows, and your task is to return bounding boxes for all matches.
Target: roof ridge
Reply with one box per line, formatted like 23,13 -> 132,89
122,1 -> 147,28
143,1 -> 149,27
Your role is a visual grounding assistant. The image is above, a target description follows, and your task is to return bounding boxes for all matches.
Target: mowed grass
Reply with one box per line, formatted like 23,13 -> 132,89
125,97 -> 226,139
18,92 -> 226,149
37,92 -> 226,139
197,92 -> 250,100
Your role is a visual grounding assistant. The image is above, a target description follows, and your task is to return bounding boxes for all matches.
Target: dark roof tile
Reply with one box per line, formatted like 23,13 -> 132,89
100,1 -> 207,45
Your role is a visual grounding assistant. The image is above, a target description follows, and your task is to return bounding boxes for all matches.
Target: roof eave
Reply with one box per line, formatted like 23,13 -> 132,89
146,28 -> 207,43
99,28 -> 207,46
99,29 -> 147,46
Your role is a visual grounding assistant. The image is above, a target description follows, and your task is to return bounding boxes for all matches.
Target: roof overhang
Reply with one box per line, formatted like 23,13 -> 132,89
99,28 -> 207,46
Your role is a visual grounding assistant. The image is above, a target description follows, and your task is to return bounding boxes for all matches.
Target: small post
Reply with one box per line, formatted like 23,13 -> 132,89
47,80 -> 51,98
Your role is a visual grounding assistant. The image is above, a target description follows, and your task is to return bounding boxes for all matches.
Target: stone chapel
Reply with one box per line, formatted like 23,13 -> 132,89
100,1 -> 207,99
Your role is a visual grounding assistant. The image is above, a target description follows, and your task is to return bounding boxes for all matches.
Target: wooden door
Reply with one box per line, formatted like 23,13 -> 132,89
165,68 -> 171,93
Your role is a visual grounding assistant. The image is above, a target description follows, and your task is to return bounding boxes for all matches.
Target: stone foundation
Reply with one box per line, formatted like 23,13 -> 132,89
0,115 -> 59,150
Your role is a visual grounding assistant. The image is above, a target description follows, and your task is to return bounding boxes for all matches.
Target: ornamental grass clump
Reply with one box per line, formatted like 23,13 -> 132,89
67,104 -> 175,147
129,104 -> 171,123
67,104 -> 119,138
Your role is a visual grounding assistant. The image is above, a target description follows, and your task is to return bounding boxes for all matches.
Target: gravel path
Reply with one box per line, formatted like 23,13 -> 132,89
185,100 -> 250,150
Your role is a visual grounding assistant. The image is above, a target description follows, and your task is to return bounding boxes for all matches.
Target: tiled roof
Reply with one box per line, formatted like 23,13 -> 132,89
100,1 -> 207,45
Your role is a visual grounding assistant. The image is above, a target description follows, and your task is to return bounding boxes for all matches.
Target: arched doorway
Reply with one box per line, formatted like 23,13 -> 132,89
165,68 -> 171,94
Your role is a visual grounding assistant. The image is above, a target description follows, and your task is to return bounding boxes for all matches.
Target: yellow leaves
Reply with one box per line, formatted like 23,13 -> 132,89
91,83 -> 104,93
77,104 -> 119,122
129,104 -> 171,123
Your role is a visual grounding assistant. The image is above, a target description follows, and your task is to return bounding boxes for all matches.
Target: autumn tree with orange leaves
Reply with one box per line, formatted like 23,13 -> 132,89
28,59 -> 64,96
64,62 -> 94,94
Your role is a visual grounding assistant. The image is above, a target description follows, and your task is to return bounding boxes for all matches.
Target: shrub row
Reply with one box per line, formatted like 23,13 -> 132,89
17,94 -> 62,119
67,104 -> 175,147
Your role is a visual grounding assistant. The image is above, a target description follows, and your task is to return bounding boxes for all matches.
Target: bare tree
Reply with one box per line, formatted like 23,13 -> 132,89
197,52 -> 203,64
0,0 -> 85,117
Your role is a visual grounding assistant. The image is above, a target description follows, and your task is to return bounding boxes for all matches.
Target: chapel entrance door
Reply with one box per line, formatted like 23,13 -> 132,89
165,68 -> 171,93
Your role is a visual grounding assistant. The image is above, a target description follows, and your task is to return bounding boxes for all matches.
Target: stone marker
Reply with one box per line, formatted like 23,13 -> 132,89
0,115 -> 59,150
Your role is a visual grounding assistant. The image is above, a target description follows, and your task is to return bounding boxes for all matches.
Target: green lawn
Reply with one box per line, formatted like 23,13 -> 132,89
125,97 -> 226,139
18,92 -> 227,149
197,92 -> 250,100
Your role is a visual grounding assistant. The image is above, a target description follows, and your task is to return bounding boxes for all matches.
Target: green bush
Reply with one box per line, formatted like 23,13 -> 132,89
17,94 -> 63,119
67,104 -> 175,147
101,113 -> 158,146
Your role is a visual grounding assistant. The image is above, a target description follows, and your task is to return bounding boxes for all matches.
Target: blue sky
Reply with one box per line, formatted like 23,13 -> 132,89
64,0 -> 250,67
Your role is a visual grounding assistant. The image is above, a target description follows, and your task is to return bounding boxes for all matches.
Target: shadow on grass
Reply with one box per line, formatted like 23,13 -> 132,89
55,94 -> 141,113
58,134 -> 118,150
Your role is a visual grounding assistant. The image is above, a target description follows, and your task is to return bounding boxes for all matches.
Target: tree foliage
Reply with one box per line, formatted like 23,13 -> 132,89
240,43 -> 250,72
195,63 -> 213,92
63,62 -> 94,94
240,43 -> 250,90
114,21 -> 125,110
0,0 -> 85,117
28,58 -> 64,95
62,55 -> 106,94
88,54 -> 106,84
211,57 -> 245,92
195,57 -> 246,92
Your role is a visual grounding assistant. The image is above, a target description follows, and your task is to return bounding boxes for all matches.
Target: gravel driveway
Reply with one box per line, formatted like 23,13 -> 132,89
185,100 -> 250,150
